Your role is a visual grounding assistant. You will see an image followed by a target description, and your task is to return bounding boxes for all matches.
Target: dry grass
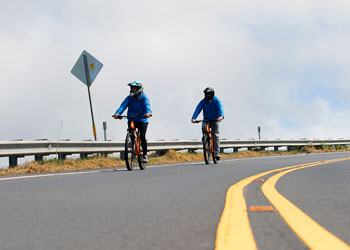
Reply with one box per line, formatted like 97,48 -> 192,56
147,150 -> 203,165
302,146 -> 338,153
148,149 -> 299,165
0,147 -> 348,177
0,157 -> 123,177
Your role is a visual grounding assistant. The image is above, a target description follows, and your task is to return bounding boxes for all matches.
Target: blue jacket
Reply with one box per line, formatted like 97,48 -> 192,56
115,93 -> 152,123
192,96 -> 224,121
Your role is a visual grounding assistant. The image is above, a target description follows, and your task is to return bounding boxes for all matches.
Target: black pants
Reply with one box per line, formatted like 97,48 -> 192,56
128,121 -> 148,155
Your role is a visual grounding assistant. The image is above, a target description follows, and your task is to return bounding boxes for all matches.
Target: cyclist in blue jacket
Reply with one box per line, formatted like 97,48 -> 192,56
113,81 -> 152,163
191,87 -> 224,160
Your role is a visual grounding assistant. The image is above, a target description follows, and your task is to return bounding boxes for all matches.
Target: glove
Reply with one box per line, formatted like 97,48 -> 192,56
112,114 -> 122,119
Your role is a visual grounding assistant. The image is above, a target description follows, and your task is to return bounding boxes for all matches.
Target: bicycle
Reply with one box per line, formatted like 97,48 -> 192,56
193,120 -> 217,165
113,115 -> 151,171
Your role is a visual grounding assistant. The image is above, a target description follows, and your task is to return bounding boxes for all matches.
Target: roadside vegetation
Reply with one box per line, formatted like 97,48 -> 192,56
0,146 -> 349,177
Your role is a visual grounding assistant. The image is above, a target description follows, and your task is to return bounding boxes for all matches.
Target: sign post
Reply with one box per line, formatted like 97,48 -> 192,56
83,54 -> 97,140
71,50 -> 103,141
103,121 -> 107,141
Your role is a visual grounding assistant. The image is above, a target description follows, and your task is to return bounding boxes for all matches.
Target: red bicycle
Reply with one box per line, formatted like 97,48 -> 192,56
113,115 -> 150,171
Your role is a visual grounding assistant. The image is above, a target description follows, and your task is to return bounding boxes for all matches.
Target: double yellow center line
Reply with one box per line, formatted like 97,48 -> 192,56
215,157 -> 350,250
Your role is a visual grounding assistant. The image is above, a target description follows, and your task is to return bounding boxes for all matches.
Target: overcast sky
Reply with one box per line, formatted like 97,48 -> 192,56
1,0 -> 350,141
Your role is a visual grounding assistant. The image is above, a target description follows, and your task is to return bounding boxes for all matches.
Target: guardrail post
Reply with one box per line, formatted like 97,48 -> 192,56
188,149 -> 196,153
9,156 -> 18,167
274,146 -> 279,151
156,150 -> 168,156
120,151 -> 126,160
80,153 -> 88,159
58,154 -> 66,161
233,148 -> 238,152
247,147 -> 253,151
35,155 -> 43,162
287,146 -> 303,151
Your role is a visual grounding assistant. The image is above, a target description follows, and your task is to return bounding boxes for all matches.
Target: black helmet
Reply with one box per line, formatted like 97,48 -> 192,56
203,87 -> 215,100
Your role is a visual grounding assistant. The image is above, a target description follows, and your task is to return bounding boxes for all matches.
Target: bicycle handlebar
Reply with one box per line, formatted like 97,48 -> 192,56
193,119 -> 222,123
112,114 -> 152,120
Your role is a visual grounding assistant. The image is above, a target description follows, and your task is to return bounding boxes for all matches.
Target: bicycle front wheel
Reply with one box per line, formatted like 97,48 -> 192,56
211,139 -> 217,164
125,133 -> 135,171
202,135 -> 210,165
138,155 -> 146,170
212,151 -> 217,164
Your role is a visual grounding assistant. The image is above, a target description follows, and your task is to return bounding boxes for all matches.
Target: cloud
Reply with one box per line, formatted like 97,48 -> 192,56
1,0 -> 350,141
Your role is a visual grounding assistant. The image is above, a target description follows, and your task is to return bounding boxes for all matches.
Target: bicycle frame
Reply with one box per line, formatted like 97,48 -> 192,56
193,120 -> 217,164
129,120 -> 141,156
204,123 -> 215,154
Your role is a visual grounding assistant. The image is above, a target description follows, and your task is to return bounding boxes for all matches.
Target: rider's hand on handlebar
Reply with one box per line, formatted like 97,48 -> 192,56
191,119 -> 196,123
112,114 -> 122,119
145,113 -> 152,118
217,116 -> 224,121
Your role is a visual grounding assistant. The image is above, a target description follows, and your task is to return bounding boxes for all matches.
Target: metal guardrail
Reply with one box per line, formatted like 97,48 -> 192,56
1,139 -> 350,167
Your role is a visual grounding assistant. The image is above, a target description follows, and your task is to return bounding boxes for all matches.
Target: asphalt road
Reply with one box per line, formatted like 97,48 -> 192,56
0,152 -> 349,250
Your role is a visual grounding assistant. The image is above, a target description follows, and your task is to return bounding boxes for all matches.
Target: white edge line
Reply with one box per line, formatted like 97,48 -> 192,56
0,170 -> 102,182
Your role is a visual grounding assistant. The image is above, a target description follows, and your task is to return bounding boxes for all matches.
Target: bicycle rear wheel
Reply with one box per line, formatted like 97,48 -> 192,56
202,135 -> 210,164
125,132 -> 135,171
